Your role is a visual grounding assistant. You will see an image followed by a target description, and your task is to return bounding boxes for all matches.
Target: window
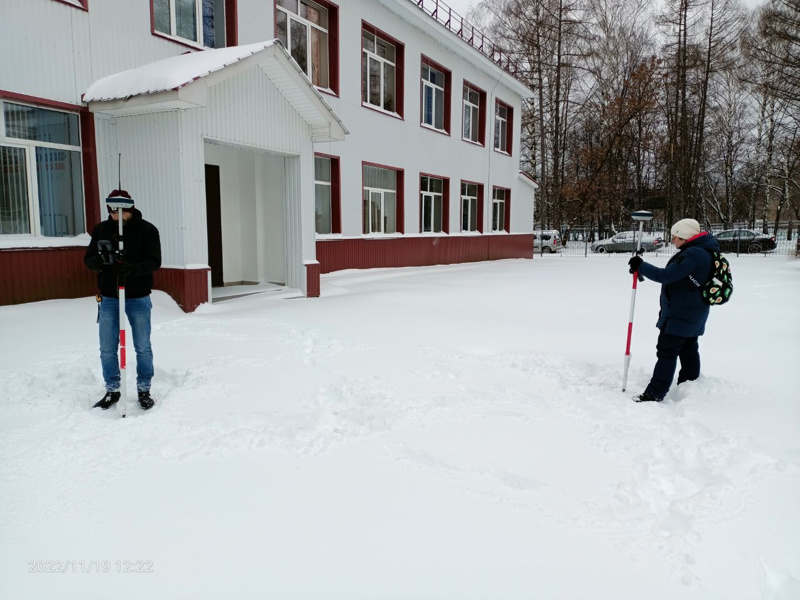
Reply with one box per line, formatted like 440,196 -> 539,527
462,82 -> 486,145
421,57 -> 451,133
491,187 -> 510,232
420,175 -> 448,234
314,154 -> 340,234
153,0 -> 231,48
494,100 -> 513,154
277,0 -> 338,92
362,23 -> 404,116
0,102 -> 85,237
363,164 -> 403,235
461,181 -> 483,233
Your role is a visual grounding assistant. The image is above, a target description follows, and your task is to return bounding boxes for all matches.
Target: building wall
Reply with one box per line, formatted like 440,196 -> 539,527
241,0 -> 534,240
1,0 -> 534,309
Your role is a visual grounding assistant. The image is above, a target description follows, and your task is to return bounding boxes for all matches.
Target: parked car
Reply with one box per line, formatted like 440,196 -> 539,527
533,230 -> 562,253
715,229 -> 777,253
591,231 -> 665,253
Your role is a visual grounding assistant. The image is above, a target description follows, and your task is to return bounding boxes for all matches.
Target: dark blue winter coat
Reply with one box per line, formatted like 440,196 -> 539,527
638,232 -> 719,337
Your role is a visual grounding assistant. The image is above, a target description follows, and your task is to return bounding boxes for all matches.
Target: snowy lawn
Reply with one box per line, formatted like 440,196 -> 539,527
1,255 -> 799,600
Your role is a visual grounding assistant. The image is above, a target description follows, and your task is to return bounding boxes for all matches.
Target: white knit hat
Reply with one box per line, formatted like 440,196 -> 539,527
671,218 -> 701,240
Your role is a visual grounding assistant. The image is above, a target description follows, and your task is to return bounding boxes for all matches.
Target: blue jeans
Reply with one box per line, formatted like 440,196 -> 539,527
99,295 -> 153,393
644,331 -> 700,400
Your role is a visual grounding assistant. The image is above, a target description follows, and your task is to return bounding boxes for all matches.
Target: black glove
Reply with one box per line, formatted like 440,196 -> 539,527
111,261 -> 135,277
86,255 -> 103,272
628,256 -> 643,274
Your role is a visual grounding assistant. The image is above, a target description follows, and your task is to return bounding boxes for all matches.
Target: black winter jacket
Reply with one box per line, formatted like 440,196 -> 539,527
84,209 -> 161,298
638,232 -> 719,337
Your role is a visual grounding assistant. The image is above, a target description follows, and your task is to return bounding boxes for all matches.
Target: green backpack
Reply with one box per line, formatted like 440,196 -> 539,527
700,251 -> 733,306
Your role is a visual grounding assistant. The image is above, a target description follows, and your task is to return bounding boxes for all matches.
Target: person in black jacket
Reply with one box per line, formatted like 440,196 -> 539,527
627,218 -> 719,402
84,190 -> 161,411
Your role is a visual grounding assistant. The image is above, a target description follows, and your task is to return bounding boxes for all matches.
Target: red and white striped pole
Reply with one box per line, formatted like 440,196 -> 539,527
622,210 -> 654,392
117,206 -> 127,418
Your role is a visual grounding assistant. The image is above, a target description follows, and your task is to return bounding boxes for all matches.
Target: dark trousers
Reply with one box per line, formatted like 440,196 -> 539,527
643,331 -> 700,399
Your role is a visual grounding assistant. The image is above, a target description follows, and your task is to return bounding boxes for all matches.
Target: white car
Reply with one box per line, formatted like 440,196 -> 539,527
591,231 -> 665,253
533,230 -> 562,253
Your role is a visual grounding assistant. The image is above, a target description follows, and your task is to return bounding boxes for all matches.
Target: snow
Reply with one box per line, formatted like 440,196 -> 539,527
1,255 -> 798,599
83,41 -> 277,101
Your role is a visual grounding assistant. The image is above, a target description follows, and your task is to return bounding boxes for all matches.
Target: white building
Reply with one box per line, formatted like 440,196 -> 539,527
0,0 -> 535,311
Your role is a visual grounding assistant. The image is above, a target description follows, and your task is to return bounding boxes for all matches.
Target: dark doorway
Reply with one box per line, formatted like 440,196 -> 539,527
205,164 -> 224,287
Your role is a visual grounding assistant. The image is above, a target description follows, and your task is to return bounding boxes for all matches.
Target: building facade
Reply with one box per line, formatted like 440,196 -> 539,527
0,0 -> 535,311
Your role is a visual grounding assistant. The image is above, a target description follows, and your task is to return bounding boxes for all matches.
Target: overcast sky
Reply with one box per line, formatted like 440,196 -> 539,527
443,0 -> 767,21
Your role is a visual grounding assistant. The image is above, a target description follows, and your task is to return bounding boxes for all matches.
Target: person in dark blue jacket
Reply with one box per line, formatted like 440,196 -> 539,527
627,218 -> 719,402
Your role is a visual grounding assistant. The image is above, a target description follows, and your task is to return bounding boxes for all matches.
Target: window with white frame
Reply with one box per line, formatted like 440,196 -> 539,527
0,102 -> 85,237
363,165 -> 398,235
461,182 -> 479,232
421,62 -> 447,131
315,155 -> 332,234
277,0 -> 331,89
153,0 -> 228,48
492,187 -> 508,232
462,85 -> 481,143
420,176 -> 444,233
362,29 -> 398,113
494,100 -> 513,154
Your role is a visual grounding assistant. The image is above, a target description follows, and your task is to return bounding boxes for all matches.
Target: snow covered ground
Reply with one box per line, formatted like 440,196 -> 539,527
1,255 -> 798,600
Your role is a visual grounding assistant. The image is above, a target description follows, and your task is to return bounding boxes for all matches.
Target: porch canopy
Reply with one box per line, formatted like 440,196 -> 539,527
84,40 -> 347,142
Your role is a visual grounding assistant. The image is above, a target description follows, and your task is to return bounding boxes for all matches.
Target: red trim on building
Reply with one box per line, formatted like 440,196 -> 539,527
0,92 -> 99,236
51,0 -> 88,11
316,234 -> 533,274
305,262 -> 321,298
80,113 -> 102,229
153,268 -> 209,312
362,21 -> 405,118
0,90 -> 83,112
420,55 -> 452,135
0,247 -> 209,312
225,0 -> 238,47
0,247 -> 95,306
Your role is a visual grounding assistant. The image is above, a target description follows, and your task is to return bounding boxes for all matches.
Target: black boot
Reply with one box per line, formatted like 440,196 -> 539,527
634,392 -> 663,403
138,390 -> 154,410
94,391 -> 121,410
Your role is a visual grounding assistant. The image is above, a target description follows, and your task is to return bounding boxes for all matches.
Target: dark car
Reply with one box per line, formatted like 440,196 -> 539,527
715,229 -> 776,254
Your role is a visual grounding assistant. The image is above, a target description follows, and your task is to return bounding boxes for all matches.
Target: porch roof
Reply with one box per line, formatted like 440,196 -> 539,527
83,40 -> 347,142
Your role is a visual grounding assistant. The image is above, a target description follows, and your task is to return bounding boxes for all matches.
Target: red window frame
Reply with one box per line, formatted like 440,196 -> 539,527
419,173 -> 450,234
493,99 -> 514,155
314,153 -> 341,234
151,0 -> 239,50
460,180 -> 484,234
491,186 -> 511,232
275,0 -> 340,96
51,0 -> 88,10
362,161 -> 405,235
462,80 -> 487,146
420,55 -> 451,135
0,90 -> 101,231
361,21 -> 405,119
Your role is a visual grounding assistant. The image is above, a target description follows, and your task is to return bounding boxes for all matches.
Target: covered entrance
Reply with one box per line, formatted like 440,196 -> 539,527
203,142 -> 290,295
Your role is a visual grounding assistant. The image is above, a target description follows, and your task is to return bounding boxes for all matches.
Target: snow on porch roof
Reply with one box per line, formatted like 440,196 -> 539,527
83,40 -> 347,141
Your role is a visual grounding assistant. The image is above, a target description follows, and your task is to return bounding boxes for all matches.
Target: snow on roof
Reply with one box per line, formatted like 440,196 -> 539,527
84,41 -> 278,102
